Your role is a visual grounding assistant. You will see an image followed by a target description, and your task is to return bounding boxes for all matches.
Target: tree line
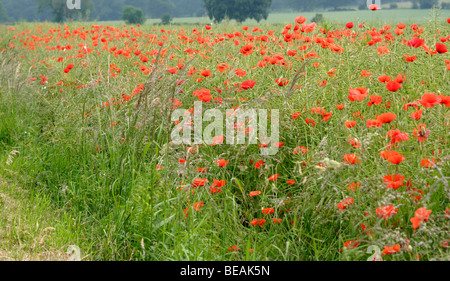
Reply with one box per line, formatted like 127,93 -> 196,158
0,0 -> 442,23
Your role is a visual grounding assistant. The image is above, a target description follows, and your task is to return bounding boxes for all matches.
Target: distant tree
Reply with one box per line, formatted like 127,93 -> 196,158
203,0 -> 272,23
35,0 -> 93,22
287,0 -> 317,11
122,5 -> 146,24
0,2 -> 8,22
270,0 -> 291,11
171,0 -> 205,17
322,0 -> 356,10
89,0 -> 125,21
419,0 -> 438,9
124,0 -> 175,18
161,13 -> 173,25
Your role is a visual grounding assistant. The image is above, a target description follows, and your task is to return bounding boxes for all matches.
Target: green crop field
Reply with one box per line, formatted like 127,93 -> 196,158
148,9 -> 450,25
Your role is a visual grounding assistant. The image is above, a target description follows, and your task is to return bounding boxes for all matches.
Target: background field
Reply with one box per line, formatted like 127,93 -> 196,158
162,9 -> 450,24
88,9 -> 450,26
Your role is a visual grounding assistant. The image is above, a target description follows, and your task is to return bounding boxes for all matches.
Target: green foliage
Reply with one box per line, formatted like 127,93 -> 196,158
288,0 -> 356,11
419,0 -> 438,9
161,13 -> 173,25
122,5 -> 146,24
358,1 -> 367,10
1,0 -> 42,22
311,13 -> 323,23
203,0 -> 272,23
0,2 -> 8,22
35,0 -> 94,22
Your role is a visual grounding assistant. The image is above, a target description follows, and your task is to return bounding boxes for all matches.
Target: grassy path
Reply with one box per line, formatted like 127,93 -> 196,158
0,176 -> 82,261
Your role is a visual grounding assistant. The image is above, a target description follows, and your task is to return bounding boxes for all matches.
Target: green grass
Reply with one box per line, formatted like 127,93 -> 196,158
0,174 -> 83,260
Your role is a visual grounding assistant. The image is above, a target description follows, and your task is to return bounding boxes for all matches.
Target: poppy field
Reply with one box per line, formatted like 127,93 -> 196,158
0,11 -> 449,261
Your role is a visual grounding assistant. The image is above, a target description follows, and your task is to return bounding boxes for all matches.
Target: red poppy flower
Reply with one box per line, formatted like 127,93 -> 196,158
201,69 -> 212,77
347,182 -> 361,191
403,54 -> 417,62
438,95 -> 450,107
344,240 -> 359,249
380,150 -> 405,164
239,80 -> 256,90
167,67 -> 178,74
419,92 -> 441,108
262,208 -> 275,214
211,136 -> 224,145
409,110 -> 423,120
394,73 -> 406,84
377,112 -> 396,124
193,88 -> 212,102
295,15 -> 306,24
193,201 -> 204,211
254,160 -> 264,168
275,78 -> 289,86
249,191 -> 261,197
347,138 -> 360,149
436,42 -> 448,54
382,244 -> 400,255
410,207 -> 432,230
367,95 -> 382,106
378,75 -> 391,83
268,174 -> 279,181
234,68 -> 246,77
383,174 -> 405,189
191,178 -> 208,188
345,121 -> 357,128
239,44 -> 254,56
337,197 -> 354,210
420,158 -> 437,168
366,119 -> 382,128
345,22 -> 353,29
287,50 -> 297,56
348,87 -> 368,101
251,219 -> 266,227
386,81 -> 402,92
344,154 -> 360,164
387,129 -> 409,146
413,124 -> 430,142
376,205 -> 398,219
228,245 -> 240,252
216,159 -> 229,167
408,37 -> 425,48
272,218 -> 282,224
293,146 -> 309,155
